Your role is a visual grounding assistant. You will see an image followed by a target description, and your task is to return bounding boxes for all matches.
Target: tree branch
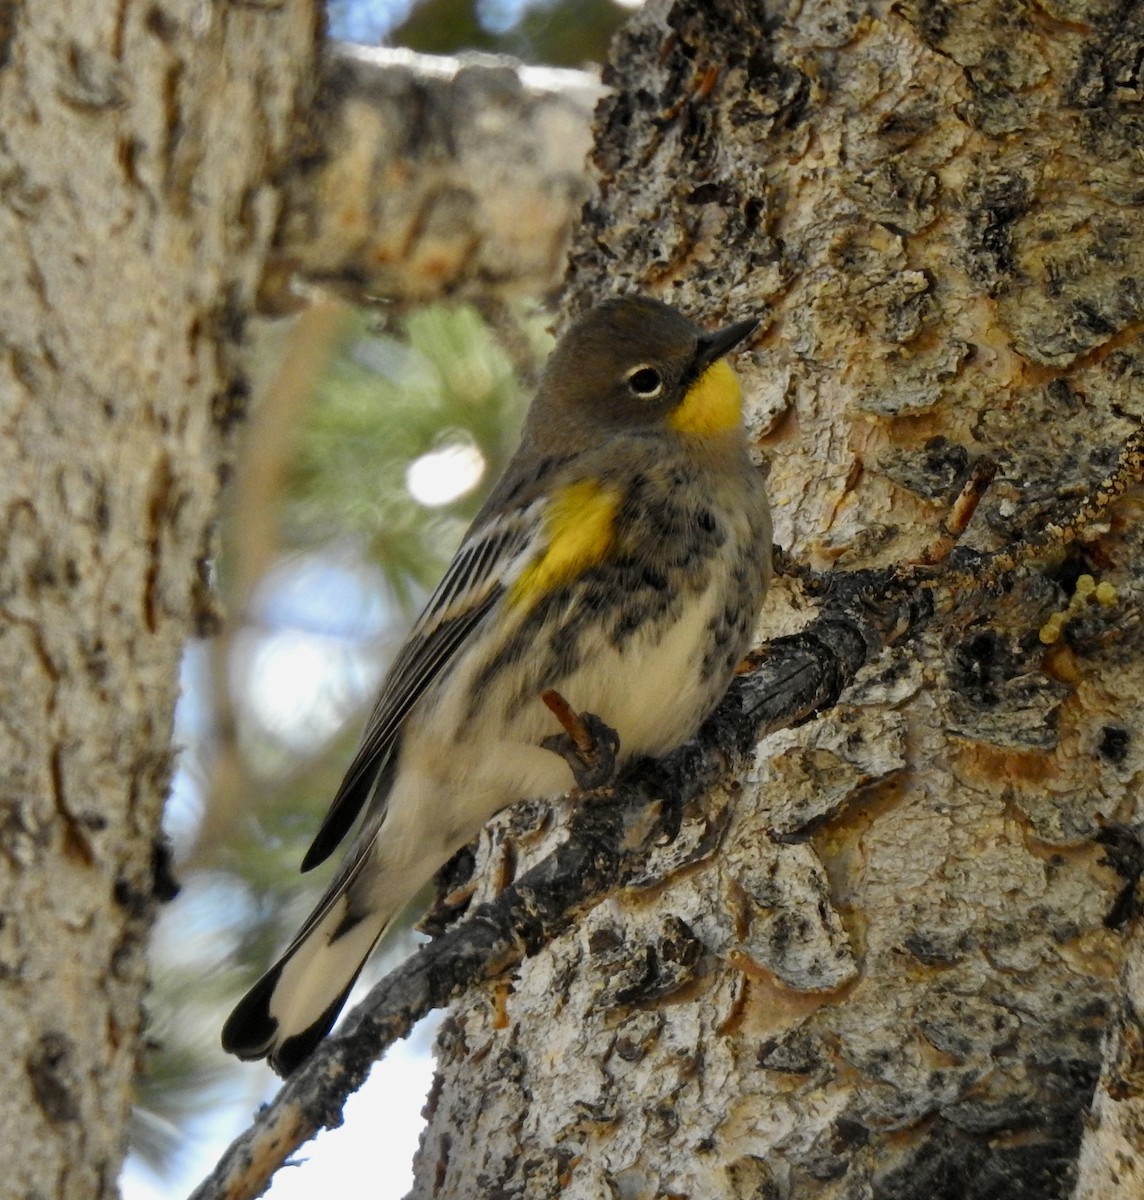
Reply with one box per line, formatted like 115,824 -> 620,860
266,45 -> 603,310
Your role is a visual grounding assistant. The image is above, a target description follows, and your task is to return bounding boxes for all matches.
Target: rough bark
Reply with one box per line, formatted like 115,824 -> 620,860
1075,912 -> 1144,1200
272,44 -> 603,308
413,1 -> 1144,1197
0,0 -> 319,1192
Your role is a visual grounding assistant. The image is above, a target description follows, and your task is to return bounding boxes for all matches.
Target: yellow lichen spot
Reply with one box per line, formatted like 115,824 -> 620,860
668,359 -> 743,436
510,480 -> 621,609
1038,572 -> 1119,644
1039,612 -> 1066,645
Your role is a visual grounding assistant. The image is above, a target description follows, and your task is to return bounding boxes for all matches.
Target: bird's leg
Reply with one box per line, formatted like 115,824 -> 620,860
540,689 -> 620,790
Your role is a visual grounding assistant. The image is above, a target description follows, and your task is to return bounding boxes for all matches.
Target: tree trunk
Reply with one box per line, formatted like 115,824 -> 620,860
414,0 -> 1144,1196
0,0 -> 318,1192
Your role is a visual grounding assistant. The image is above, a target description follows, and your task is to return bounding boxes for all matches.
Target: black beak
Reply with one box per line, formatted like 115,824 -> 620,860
694,316 -> 760,371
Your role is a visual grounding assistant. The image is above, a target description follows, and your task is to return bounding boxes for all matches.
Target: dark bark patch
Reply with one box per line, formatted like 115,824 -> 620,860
1096,821 -> 1144,929
965,170 -> 1033,294
1097,725 -> 1130,764
879,437 -> 972,502
0,0 -> 16,71
27,1033 -> 81,1124
874,1057 -> 1098,1200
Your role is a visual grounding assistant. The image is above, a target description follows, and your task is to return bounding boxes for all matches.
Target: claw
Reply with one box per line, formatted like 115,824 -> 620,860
540,689 -> 621,790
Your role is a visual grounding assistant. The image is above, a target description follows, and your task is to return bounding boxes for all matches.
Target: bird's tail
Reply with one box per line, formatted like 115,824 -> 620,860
221,873 -> 390,1076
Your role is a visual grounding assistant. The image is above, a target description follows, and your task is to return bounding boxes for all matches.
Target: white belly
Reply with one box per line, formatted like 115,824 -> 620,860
388,580 -> 726,855
550,584 -> 721,758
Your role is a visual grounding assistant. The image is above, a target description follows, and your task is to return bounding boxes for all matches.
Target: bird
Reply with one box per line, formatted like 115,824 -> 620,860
222,295 -> 773,1075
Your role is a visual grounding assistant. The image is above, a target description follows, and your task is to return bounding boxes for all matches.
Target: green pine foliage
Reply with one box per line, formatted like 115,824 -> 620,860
290,304 -> 536,604
392,0 -> 630,67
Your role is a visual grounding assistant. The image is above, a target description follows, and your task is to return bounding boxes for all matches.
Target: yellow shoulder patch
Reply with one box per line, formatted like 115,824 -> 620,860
668,359 -> 743,436
510,479 -> 621,609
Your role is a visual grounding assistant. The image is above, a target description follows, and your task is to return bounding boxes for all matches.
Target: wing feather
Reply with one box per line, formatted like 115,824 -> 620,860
299,507 -> 538,871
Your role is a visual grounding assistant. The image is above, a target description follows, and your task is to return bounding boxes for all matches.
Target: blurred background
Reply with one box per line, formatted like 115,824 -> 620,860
125,2 -> 643,1196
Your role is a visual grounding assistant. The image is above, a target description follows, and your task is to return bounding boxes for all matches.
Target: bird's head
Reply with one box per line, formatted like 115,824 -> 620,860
530,296 -> 759,442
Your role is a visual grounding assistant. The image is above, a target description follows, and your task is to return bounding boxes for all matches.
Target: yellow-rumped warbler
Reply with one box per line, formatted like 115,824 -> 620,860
222,296 -> 772,1074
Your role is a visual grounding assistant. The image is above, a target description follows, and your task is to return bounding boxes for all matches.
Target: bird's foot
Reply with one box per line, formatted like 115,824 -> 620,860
540,689 -> 620,790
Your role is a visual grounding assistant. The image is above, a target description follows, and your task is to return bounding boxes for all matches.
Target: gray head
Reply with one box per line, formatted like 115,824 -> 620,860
524,297 -> 758,444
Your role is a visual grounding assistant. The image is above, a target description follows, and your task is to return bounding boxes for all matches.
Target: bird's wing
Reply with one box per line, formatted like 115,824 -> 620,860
300,503 -> 541,871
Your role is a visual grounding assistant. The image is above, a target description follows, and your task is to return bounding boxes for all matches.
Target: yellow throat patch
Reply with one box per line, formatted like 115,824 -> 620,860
510,479 -> 621,609
668,359 -> 743,436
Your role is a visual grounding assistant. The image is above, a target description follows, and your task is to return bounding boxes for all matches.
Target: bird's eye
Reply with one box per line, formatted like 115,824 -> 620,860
627,366 -> 664,398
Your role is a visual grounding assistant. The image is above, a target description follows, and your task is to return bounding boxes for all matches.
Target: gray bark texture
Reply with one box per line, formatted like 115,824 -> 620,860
0,0 -> 319,1193
412,1 -> 1144,1197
